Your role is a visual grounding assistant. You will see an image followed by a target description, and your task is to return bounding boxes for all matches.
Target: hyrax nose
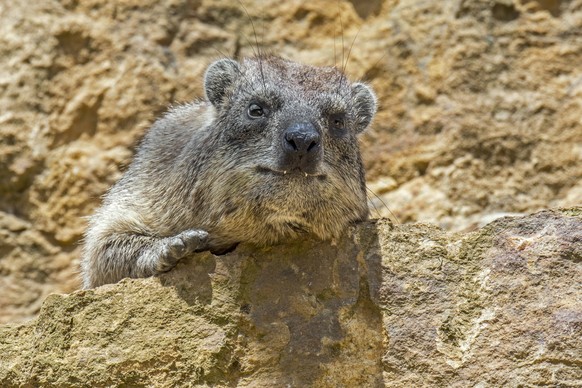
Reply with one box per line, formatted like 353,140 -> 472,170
282,122 -> 320,157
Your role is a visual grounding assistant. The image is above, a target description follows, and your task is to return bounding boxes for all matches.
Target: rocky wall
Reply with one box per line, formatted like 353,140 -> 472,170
0,0 -> 580,328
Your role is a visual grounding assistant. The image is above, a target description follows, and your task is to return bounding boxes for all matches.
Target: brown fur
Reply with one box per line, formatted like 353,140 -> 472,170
81,56 -> 377,288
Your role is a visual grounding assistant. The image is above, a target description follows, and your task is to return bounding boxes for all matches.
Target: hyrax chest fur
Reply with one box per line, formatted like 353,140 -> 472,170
81,55 -> 377,288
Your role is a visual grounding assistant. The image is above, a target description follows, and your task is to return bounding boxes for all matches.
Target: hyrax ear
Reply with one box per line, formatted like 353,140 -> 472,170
351,83 -> 377,133
204,59 -> 240,107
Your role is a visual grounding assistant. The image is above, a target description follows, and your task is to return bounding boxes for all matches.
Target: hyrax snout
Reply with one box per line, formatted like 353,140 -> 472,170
81,55 -> 377,288
280,122 -> 322,175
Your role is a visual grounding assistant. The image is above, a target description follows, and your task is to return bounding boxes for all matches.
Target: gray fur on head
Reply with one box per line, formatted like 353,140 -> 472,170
81,55 -> 377,289
204,59 -> 240,106
351,83 -> 377,133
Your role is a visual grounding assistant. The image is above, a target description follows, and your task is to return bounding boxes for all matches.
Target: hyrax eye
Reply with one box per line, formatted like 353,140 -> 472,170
247,103 -> 264,118
329,114 -> 346,134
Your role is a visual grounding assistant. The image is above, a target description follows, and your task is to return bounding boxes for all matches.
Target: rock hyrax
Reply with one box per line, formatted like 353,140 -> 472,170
82,55 -> 377,288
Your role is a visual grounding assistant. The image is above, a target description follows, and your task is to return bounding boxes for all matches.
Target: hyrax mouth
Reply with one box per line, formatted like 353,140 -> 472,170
256,166 -> 326,180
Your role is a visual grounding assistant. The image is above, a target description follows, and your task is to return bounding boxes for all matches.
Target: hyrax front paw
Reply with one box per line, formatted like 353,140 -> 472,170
169,229 -> 209,256
156,229 -> 209,273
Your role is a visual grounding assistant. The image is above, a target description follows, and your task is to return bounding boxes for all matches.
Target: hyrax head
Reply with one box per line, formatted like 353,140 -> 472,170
203,56 -> 377,241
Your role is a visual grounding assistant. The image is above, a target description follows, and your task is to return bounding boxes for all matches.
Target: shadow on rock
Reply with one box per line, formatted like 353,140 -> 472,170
157,221 -> 385,386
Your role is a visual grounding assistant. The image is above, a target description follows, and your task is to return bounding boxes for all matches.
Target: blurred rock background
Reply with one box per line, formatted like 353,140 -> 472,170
0,0 -> 581,324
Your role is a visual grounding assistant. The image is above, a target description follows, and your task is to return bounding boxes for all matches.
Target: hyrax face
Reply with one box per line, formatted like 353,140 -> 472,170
203,56 -> 376,242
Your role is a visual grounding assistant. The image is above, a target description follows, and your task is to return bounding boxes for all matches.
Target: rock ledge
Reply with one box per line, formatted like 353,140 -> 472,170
1,208 -> 580,387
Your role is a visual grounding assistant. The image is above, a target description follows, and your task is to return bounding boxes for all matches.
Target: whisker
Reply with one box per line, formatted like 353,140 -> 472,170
366,185 -> 401,225
237,1 -> 258,57
343,25 -> 363,76
237,0 -> 267,92
337,0 -> 345,92
366,191 -> 383,219
333,13 -> 337,67
360,51 -> 389,83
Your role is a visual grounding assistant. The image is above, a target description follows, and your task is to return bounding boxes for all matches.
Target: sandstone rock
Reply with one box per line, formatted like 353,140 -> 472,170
361,0 -> 582,231
0,0 -> 581,326
1,209 -> 580,386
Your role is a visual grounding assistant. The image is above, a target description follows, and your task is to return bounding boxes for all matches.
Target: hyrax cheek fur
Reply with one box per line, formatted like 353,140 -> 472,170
81,55 -> 377,288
